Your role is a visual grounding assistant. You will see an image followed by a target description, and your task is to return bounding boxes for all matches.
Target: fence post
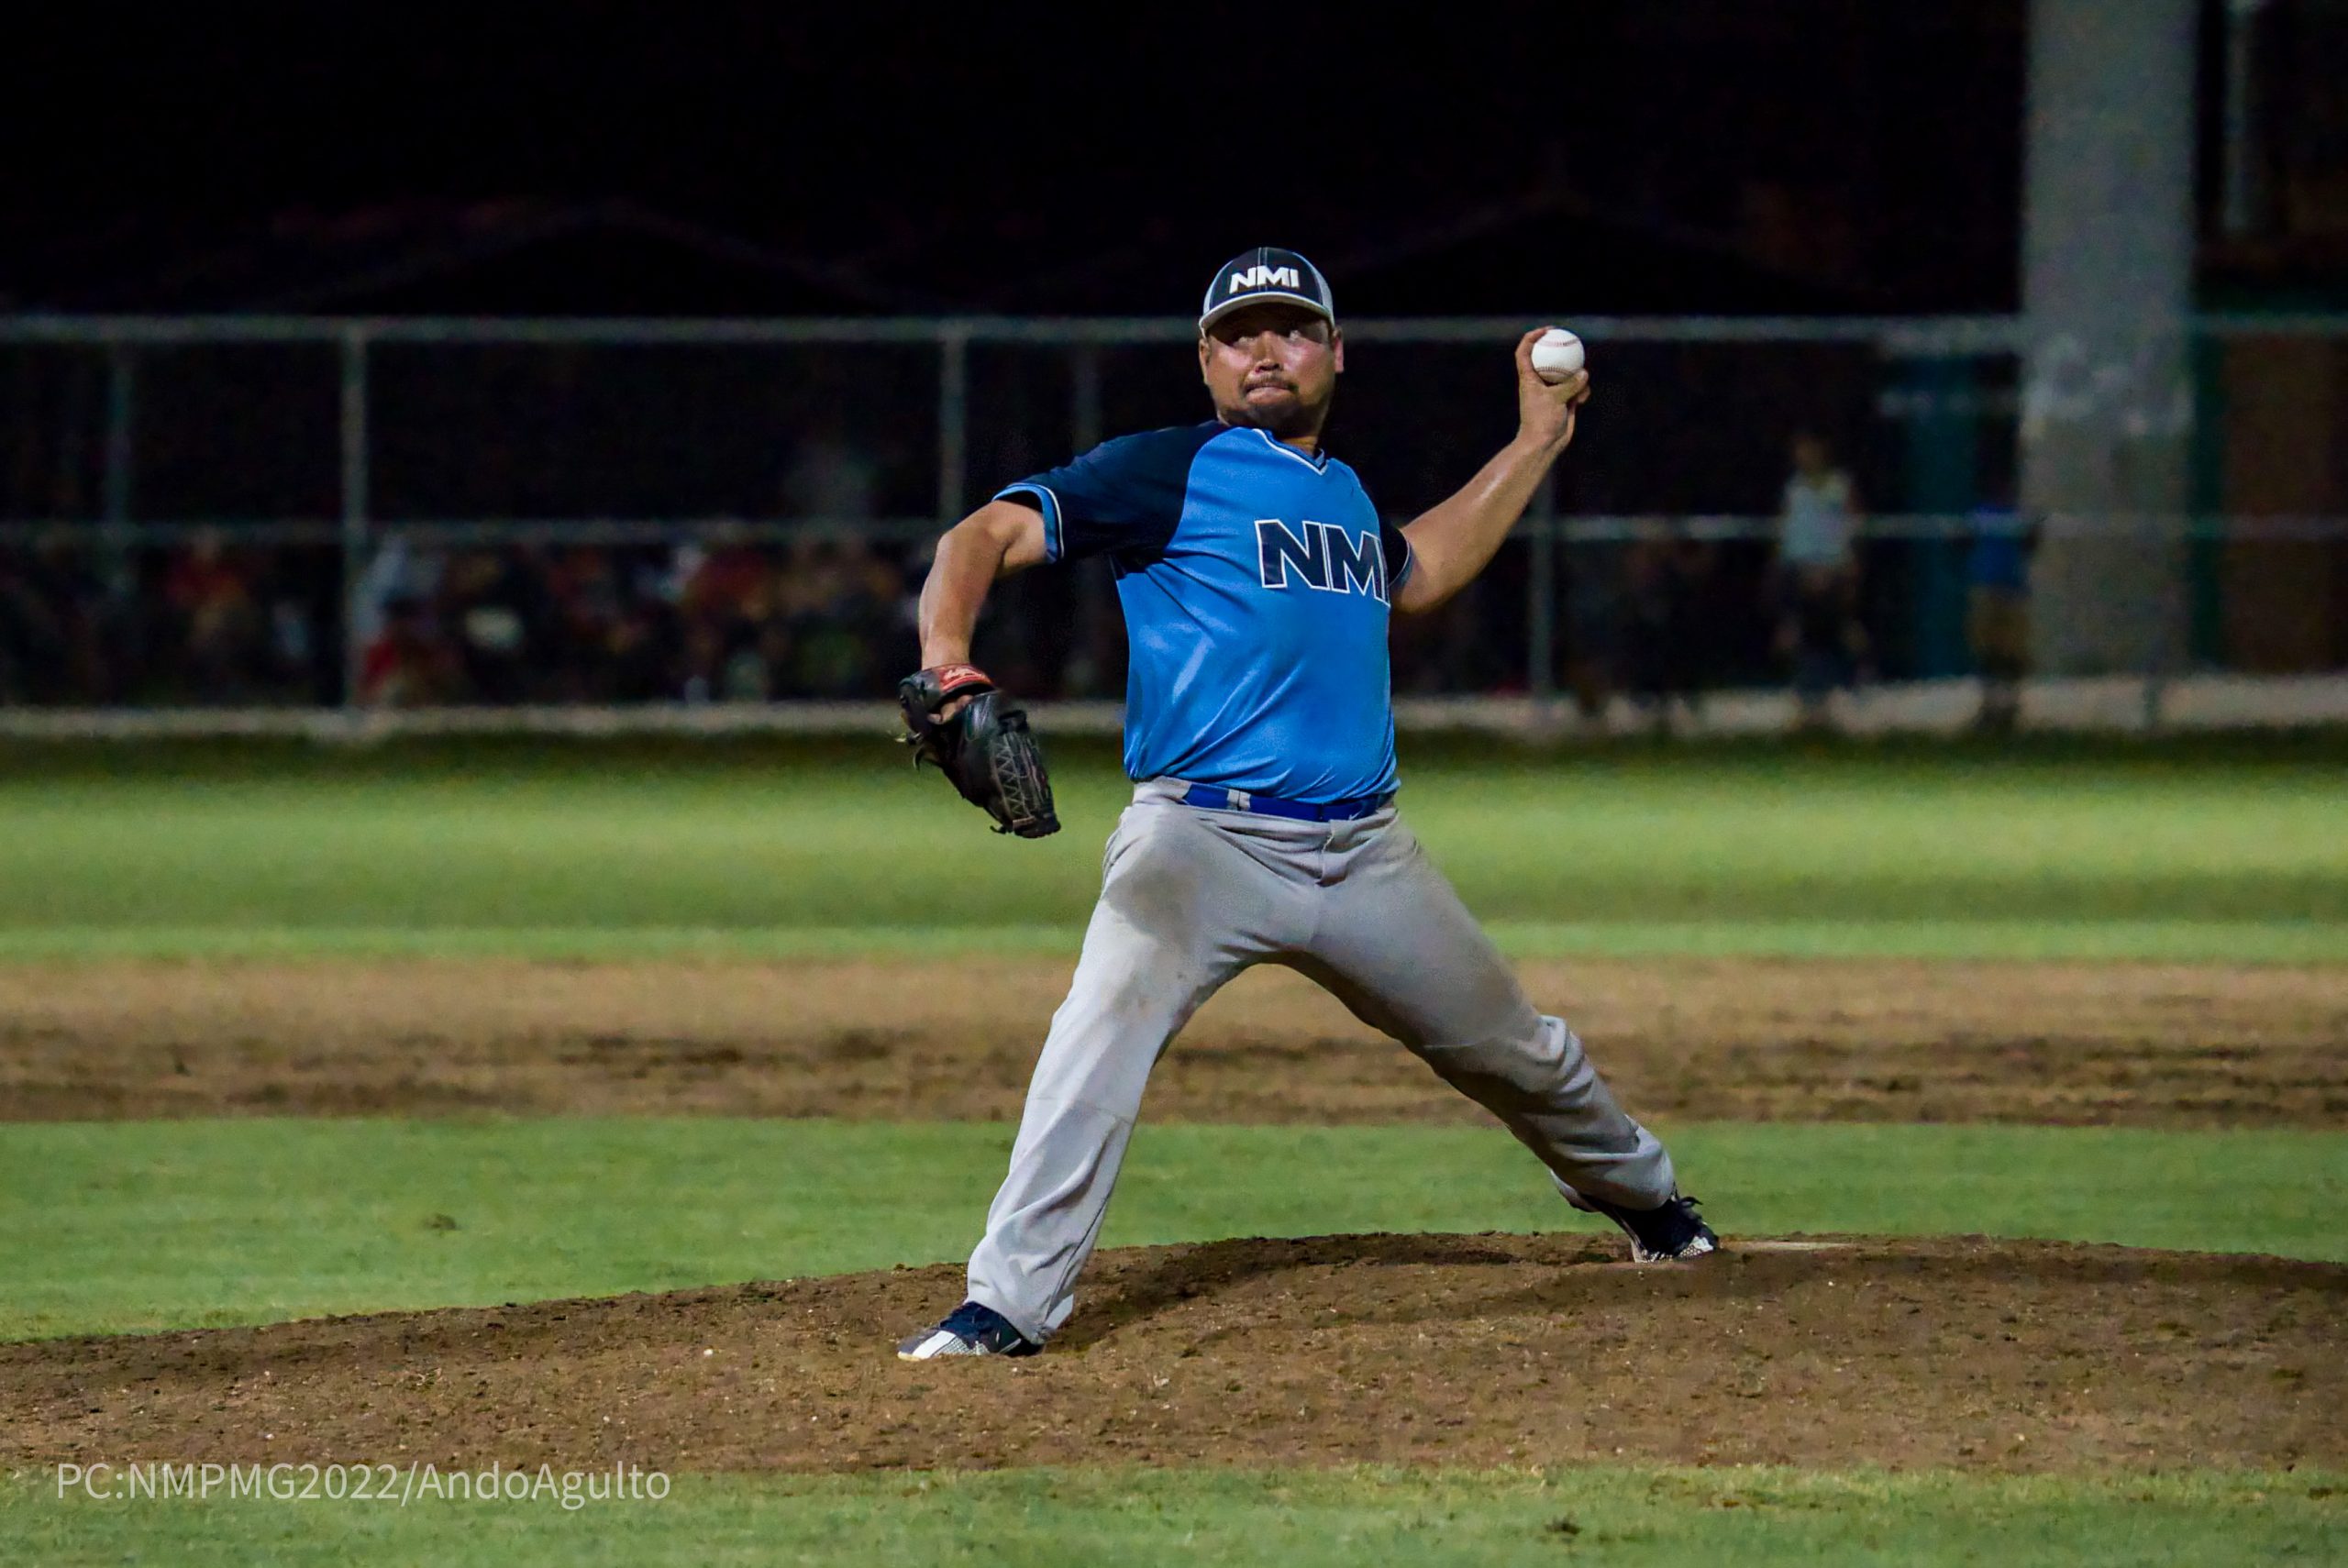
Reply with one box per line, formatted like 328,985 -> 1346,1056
338,328 -> 370,721
2142,510 -> 2184,734
1068,345 -> 1115,694
1071,343 -> 1102,453
936,326 -> 969,526
95,343 -> 139,636
100,344 -> 134,525
1526,470 -> 1557,708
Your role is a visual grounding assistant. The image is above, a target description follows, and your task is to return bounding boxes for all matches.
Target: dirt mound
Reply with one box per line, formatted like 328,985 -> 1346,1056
5,956 -> 2343,1127
8,1235 -> 2341,1474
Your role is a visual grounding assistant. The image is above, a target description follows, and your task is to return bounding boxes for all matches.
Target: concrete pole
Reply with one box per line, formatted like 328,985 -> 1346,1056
2219,0 -> 2272,240
339,330 -> 371,718
2020,0 -> 2198,683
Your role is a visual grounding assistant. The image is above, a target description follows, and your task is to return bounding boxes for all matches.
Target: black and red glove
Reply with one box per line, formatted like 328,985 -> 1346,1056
897,664 -> 1060,839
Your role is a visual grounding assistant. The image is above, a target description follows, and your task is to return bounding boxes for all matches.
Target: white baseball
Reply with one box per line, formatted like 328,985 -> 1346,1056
1531,328 -> 1585,384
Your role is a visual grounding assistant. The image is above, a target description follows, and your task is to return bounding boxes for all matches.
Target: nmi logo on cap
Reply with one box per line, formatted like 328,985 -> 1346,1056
1229,263 -> 1301,293
1200,247 -> 1335,329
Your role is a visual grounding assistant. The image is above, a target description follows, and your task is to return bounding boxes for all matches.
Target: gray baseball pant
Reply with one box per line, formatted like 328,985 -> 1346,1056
965,778 -> 1678,1344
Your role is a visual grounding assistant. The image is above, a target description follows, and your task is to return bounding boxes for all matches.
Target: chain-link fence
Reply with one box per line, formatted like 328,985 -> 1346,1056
2,315 -> 2343,730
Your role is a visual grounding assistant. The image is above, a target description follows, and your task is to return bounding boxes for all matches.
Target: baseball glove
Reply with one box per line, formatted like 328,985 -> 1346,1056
897,664 -> 1060,838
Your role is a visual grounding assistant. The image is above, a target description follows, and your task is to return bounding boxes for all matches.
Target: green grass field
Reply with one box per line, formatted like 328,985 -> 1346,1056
2,733 -> 2343,961
5,1118 -> 2344,1341
8,1467 -> 2340,1567
4,1115 -> 2343,1563
3,736 -> 2342,1563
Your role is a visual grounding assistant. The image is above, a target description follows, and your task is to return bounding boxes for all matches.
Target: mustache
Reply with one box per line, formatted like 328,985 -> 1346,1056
1244,376 -> 1297,392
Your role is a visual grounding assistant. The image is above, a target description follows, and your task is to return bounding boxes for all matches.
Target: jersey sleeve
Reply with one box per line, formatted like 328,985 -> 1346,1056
992,425 -> 1218,565
1379,515 -> 1415,594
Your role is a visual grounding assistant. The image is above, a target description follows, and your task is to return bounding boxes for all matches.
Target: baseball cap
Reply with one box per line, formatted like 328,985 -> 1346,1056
1198,247 -> 1336,331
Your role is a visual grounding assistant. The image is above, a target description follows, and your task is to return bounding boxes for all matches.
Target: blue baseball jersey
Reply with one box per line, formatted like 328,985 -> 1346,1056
996,421 -> 1414,803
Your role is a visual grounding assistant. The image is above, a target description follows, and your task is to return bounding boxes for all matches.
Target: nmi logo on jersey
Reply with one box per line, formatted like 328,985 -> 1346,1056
1228,263 -> 1301,293
1255,519 -> 1389,603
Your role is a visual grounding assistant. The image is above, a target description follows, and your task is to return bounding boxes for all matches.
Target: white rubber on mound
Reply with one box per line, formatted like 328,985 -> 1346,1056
1733,1240 -> 1856,1253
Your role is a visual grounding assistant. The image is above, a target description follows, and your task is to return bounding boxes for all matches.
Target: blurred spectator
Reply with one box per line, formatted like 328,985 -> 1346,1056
443,549 -> 547,704
0,546 -> 69,701
359,593 -> 454,706
251,549 -> 341,704
164,532 -> 266,701
6,528 -> 939,709
1966,503 -> 2038,734
1773,432 -> 1869,731
353,536 -> 446,671
0,535 -> 114,702
778,536 -> 903,697
605,601 -> 677,701
681,529 -> 771,620
679,528 -> 778,701
776,423 -> 895,695
542,546 -> 634,701
680,619 -> 727,703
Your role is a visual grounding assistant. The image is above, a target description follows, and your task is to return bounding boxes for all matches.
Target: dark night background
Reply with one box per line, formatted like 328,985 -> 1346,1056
0,4 -> 2033,316
5,3 -> 2342,712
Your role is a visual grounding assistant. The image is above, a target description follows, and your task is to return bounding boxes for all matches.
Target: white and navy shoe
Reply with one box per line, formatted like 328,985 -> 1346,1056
895,1300 -> 1041,1361
1567,1189 -> 1720,1263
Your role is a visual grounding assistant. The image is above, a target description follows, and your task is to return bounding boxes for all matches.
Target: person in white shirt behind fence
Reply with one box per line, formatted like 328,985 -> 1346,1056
1772,431 -> 1870,731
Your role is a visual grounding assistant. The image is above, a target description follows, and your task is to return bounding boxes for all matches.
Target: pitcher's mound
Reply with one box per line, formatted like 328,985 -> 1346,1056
8,1234 -> 2342,1474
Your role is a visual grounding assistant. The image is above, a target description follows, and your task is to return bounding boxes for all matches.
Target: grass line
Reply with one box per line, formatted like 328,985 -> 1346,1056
4,741 -> 2343,965
2,1465 -> 2341,1566
4,918 -> 2343,964
6,1119 -> 2342,1340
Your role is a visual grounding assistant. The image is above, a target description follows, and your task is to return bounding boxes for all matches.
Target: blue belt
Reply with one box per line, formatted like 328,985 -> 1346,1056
1180,784 -> 1395,823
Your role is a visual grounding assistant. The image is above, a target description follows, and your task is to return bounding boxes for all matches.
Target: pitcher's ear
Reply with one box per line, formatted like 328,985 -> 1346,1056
1332,326 -> 1346,374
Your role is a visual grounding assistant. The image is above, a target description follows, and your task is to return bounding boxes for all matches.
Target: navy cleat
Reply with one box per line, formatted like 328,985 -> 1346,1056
896,1300 -> 1040,1361
1566,1189 -> 1720,1263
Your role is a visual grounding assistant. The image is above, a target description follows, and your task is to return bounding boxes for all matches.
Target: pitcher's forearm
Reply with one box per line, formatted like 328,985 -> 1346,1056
916,501 -> 1049,668
917,526 -> 1005,667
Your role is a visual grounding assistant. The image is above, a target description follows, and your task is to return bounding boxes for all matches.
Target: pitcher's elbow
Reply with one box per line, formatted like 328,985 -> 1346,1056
1392,569 -> 1448,615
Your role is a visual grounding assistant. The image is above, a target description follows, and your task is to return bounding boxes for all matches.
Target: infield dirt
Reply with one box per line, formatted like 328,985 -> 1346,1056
4,955 -> 2342,1128
6,1234 -> 2342,1474
9,955 -> 2342,1478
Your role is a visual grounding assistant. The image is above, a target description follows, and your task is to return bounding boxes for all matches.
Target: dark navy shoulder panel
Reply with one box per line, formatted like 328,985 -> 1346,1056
1326,455 -> 1413,591
993,422 -> 1223,564
1379,515 -> 1414,590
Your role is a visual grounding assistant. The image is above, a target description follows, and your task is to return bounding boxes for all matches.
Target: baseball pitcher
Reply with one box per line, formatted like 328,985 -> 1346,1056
896,248 -> 1715,1361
